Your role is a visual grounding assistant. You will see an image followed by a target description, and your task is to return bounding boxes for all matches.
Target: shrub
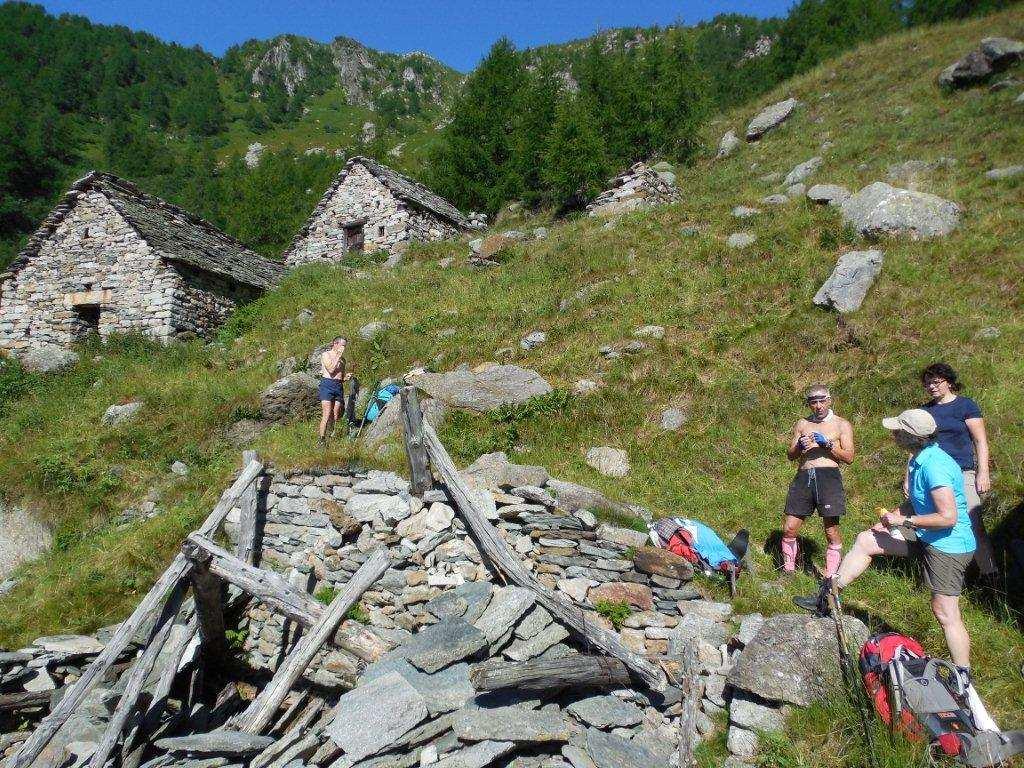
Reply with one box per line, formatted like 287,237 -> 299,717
593,599 -> 632,629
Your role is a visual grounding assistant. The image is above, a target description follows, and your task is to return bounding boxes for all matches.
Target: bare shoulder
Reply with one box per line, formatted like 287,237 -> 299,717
793,417 -> 810,432
836,415 -> 853,430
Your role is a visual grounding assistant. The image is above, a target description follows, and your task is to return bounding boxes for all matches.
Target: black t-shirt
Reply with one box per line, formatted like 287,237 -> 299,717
921,396 -> 982,470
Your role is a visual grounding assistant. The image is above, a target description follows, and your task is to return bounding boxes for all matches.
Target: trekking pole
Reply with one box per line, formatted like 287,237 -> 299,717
827,588 -> 881,768
353,379 -> 382,440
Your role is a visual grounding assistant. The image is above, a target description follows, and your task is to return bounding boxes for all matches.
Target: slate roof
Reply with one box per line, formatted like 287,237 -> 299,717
285,157 -> 469,255
3,172 -> 284,290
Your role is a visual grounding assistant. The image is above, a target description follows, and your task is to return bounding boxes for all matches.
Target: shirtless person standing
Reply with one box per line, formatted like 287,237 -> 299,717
317,337 -> 351,448
781,385 -> 855,576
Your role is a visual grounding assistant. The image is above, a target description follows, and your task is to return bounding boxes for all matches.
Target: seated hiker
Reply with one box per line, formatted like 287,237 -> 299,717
317,337 -> 352,447
795,408 -> 976,673
781,385 -> 855,577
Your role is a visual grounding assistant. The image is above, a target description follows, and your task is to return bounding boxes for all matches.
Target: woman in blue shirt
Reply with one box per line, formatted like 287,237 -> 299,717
917,362 -> 996,578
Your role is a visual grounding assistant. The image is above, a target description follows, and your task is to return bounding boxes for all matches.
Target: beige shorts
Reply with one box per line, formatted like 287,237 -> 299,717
898,524 -> 973,597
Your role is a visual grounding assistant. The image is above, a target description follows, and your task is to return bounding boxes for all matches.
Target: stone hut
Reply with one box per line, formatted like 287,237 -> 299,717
586,161 -> 680,217
284,156 -> 469,267
0,172 -> 284,353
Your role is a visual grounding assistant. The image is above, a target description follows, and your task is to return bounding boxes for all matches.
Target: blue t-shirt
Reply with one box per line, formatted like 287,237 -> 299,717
907,443 -> 976,554
921,396 -> 982,470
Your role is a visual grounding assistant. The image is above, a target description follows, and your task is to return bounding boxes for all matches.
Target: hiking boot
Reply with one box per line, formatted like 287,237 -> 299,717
793,577 -> 834,616
316,436 -> 327,449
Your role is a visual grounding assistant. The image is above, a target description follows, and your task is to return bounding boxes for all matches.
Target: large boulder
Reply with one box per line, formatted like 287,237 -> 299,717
806,183 -> 850,206
980,37 -> 1024,67
746,98 -> 799,141
464,452 -> 549,489
939,50 -> 993,89
727,613 -> 868,707
362,395 -> 447,448
17,346 -> 79,374
0,502 -> 51,580
813,249 -> 884,313
259,372 -> 320,423
840,182 -> 961,239
410,365 -> 552,413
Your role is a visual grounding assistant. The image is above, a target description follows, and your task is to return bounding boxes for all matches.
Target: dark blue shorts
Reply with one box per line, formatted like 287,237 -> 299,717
318,378 -> 344,402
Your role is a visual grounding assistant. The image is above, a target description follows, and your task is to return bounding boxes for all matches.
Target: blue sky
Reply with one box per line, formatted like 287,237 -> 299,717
37,1 -> 793,71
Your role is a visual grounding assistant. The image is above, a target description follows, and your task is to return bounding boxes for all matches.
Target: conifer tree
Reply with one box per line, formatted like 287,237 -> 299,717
541,95 -> 608,211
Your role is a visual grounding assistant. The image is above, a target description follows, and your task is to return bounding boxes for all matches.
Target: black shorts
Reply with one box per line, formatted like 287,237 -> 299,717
784,467 -> 846,519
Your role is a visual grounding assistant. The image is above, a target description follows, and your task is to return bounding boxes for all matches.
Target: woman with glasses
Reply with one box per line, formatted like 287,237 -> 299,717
917,362 -> 997,580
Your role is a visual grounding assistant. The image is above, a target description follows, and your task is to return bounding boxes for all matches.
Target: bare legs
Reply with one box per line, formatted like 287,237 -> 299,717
318,399 -> 338,441
831,526 -> 970,667
781,515 -> 842,575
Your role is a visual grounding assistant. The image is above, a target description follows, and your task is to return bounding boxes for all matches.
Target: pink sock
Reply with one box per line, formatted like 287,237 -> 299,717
782,536 -> 798,572
826,544 -> 842,578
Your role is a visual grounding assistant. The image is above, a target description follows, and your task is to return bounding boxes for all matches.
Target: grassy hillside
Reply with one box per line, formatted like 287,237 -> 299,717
1,8 -> 1023,765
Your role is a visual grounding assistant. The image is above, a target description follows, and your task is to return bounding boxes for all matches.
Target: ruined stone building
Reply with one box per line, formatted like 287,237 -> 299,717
284,156 -> 469,267
0,172 -> 284,353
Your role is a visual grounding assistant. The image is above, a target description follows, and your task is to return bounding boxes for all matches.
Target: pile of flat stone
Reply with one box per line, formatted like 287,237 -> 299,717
585,163 -> 680,218
465,212 -> 488,230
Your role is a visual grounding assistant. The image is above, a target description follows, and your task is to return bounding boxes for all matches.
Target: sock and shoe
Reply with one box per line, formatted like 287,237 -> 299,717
793,576 -> 839,615
825,544 -> 842,578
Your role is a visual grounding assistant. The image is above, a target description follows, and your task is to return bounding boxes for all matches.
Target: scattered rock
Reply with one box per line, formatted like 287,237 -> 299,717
359,321 -> 388,341
170,461 -> 189,477
567,696 -> 643,729
632,325 -> 665,340
784,156 -> 822,186
585,728 -> 659,768
718,130 -> 741,158
976,326 -> 1001,340
585,447 -> 630,478
727,232 -> 756,249
659,407 -> 687,431
520,331 -> 547,350
574,379 -> 600,396
761,194 -> 789,205
980,37 -> 1024,67
727,613 -> 869,707
101,402 -> 143,426
732,206 -> 760,219
813,249 -> 884,313
244,142 -> 265,169
985,165 -> 1024,180
746,98 -> 799,141
17,346 -> 79,374
411,365 -> 552,413
841,182 -> 961,239
452,706 -> 570,744
806,184 -> 851,205
33,635 -> 104,656
786,183 -> 806,198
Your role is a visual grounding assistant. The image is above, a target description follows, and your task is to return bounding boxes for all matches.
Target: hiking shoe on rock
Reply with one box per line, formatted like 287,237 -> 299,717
793,577 -> 833,616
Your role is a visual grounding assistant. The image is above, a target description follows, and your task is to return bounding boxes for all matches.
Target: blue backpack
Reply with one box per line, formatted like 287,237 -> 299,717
364,384 -> 401,423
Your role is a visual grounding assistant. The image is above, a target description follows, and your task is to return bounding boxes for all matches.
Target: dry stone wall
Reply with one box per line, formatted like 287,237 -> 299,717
286,164 -> 461,268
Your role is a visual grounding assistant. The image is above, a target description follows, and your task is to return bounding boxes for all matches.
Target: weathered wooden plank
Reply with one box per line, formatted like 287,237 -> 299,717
421,422 -> 667,692
87,581 -> 187,768
191,556 -> 229,665
0,690 -> 52,713
236,450 -> 262,566
183,534 -> 319,628
233,548 -> 390,735
469,655 -> 631,692
675,640 -> 702,768
399,387 -> 431,496
7,457 -> 262,768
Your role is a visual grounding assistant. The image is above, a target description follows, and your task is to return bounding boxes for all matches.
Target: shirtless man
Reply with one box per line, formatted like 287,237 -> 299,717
781,385 -> 855,576
317,337 -> 352,447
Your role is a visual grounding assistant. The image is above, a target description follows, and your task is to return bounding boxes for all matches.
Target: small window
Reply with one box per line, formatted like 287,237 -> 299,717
377,225 -> 385,238
82,227 -> 90,239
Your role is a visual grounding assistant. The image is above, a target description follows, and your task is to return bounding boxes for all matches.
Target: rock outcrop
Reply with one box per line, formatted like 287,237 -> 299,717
409,364 -> 552,413
939,37 -> 1024,89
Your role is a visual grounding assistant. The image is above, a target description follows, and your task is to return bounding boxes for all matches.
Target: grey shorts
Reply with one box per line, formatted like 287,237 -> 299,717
898,524 -> 973,597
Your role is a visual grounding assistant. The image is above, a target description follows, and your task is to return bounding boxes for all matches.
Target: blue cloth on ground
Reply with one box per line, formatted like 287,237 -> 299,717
680,518 -> 738,569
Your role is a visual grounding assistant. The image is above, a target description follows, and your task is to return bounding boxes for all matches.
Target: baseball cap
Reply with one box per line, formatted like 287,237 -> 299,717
881,408 -> 936,439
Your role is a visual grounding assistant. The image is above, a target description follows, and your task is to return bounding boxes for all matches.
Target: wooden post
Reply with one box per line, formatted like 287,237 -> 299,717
233,548 -> 390,735
236,450 -> 262,566
469,655 -> 631,693
190,554 -> 229,665
87,581 -> 187,768
421,422 -> 668,693
675,641 -> 702,768
399,387 -> 431,496
7,457 -> 262,768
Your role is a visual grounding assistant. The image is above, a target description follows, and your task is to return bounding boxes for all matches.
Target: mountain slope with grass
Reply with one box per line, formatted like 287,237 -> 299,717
1,7 -> 1023,765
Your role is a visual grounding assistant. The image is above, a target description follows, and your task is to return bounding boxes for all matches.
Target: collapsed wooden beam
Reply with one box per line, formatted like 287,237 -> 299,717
675,640 -> 703,768
236,449 -> 262,566
233,548 -> 391,735
399,387 -> 431,496
469,655 -> 631,693
87,581 -> 188,768
8,457 -> 263,768
191,557 -> 229,666
421,422 -> 668,692
0,690 -> 52,713
182,534 -> 319,627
